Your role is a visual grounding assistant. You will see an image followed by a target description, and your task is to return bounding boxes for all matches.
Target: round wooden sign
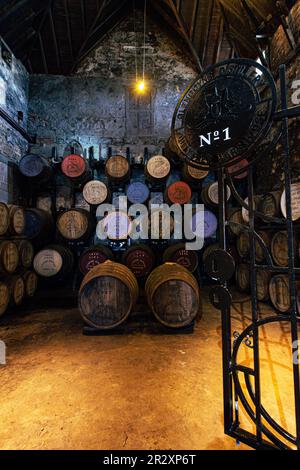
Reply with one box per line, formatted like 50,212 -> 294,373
186,165 -> 208,180
123,246 -> 154,278
61,154 -> 86,179
57,210 -> 89,240
127,182 -> 150,204
83,180 -> 108,205
0,202 -> 9,236
146,155 -> 170,179
105,155 -> 129,180
166,181 -> 192,204
79,246 -> 113,275
34,249 -> 63,277
19,154 -> 46,178
163,244 -> 198,273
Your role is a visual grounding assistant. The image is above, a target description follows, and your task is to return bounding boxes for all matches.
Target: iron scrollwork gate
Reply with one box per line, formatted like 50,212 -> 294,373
172,58 -> 300,450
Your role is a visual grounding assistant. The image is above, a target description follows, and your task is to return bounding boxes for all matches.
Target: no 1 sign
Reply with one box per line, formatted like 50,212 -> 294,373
199,127 -> 231,147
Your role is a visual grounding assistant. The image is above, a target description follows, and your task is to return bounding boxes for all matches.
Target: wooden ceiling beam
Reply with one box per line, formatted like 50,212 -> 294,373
189,0 -> 199,41
49,3 -> 61,72
219,2 -> 242,57
202,0 -> 214,65
165,0 -> 204,73
0,0 -> 32,24
38,31 -> 48,74
64,0 -> 73,60
23,0 -> 52,65
81,0 -> 87,37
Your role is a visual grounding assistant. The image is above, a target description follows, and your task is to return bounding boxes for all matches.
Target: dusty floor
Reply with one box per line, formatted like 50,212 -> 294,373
0,291 -> 297,450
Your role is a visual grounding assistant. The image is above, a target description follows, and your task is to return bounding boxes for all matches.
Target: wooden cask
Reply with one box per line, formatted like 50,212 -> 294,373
13,239 -> 34,268
270,231 -> 298,267
0,241 -> 19,275
78,261 -> 139,329
105,155 -> 130,183
191,210 -> 218,239
34,245 -> 74,279
61,153 -> 89,182
122,245 -> 155,278
126,182 -> 150,204
0,202 -> 9,236
201,182 -> 231,206
228,208 -> 244,237
7,275 -> 25,307
242,196 -> 261,223
255,231 -> 272,264
83,180 -> 109,205
256,270 -> 271,302
182,163 -> 208,184
0,281 -> 10,316
269,275 -> 292,313
281,183 -> 300,221
145,155 -> 171,183
149,208 -> 174,239
237,232 -> 249,259
57,209 -> 95,241
237,231 -> 270,262
165,181 -> 192,205
202,243 -> 219,263
22,270 -> 38,297
235,264 -> 250,293
163,243 -> 198,273
227,158 -> 249,180
259,191 -> 282,219
79,245 -> 114,275
24,208 -> 54,241
145,263 -> 200,328
19,153 -> 52,183
7,205 -> 25,235
97,211 -> 132,241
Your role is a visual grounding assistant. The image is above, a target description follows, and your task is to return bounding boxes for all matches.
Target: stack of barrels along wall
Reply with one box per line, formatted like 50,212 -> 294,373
0,202 -> 38,317
16,141 -> 224,330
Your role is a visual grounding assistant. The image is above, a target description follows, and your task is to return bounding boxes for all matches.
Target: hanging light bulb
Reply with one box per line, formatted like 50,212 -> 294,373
136,79 -> 146,94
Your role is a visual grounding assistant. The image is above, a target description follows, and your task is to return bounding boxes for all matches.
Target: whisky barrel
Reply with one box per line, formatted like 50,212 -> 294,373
7,275 -> 25,306
24,208 -> 54,242
78,261 -> 139,329
255,231 -> 272,264
259,191 -> 282,219
79,245 -> 114,275
19,153 -> 52,183
22,270 -> 38,297
162,243 -> 198,273
145,155 -> 171,183
83,180 -> 109,205
122,244 -> 155,278
97,211 -> 132,241
269,275 -> 294,313
33,245 -> 74,279
201,182 -> 231,207
61,153 -> 89,182
36,194 -> 52,213
0,202 -> 9,236
256,270 -> 271,302
227,158 -> 249,180
57,209 -> 95,242
145,263 -> 200,328
7,205 -> 25,235
0,281 -> 10,316
270,231 -> 298,267
105,155 -> 130,183
0,241 -> 19,275
149,208 -> 174,239
235,264 -> 250,293
126,181 -> 150,204
182,163 -> 208,184
242,196 -> 261,223
164,137 -> 180,164
191,210 -> 218,239
14,239 -> 34,268
202,243 -> 219,263
280,183 -> 300,221
165,181 -> 192,205
228,208 -> 244,237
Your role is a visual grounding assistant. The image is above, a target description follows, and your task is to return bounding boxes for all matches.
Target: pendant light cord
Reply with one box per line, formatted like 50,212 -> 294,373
133,0 -> 138,82
142,0 -> 147,82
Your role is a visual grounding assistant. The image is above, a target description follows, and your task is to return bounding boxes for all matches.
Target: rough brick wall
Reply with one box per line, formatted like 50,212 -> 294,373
255,0 -> 300,193
0,41 -> 29,202
28,12 -> 197,160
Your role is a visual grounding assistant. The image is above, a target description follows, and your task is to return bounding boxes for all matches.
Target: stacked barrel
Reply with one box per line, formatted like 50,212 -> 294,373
232,184 -> 300,314
0,202 -> 38,317
15,144 -> 210,330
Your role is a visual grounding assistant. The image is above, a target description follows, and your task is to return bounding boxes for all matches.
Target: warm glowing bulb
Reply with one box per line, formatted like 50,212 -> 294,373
136,80 -> 146,93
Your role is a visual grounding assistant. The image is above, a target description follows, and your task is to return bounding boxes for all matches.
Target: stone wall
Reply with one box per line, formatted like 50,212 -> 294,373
28,12 -> 197,161
0,40 -> 29,202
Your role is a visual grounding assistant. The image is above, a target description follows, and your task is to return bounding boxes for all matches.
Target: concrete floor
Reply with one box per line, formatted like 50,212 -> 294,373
0,291 -> 297,450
